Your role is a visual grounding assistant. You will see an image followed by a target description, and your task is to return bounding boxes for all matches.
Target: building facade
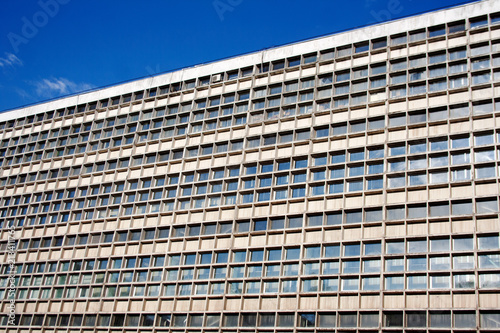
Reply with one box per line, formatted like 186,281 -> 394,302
1,0 -> 500,331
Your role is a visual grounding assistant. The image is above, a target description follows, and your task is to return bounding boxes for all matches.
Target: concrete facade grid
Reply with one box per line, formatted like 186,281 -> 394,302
0,1 -> 500,331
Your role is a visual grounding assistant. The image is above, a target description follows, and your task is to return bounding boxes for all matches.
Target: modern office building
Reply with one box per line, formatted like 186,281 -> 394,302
1,0 -> 500,331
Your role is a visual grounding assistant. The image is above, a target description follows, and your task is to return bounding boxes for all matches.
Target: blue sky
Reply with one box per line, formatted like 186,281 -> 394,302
0,0 -> 477,111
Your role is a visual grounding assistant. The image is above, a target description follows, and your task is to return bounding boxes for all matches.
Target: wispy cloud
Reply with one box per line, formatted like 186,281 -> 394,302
31,77 -> 94,98
15,88 -> 31,100
0,53 -> 22,68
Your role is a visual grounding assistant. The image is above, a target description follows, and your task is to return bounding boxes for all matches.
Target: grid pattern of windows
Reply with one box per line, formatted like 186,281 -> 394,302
1,3 -> 500,332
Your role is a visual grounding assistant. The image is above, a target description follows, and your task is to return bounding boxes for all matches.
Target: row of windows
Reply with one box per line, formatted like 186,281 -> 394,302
1,135 -> 498,203
388,72 -> 499,99
6,310 -> 500,328
387,45 -> 499,72
3,192 -> 498,229
7,187 -> 499,225
13,157 -> 499,193
10,255 -> 500,290
3,119 -> 500,172
7,272 -> 498,301
3,133 -> 499,190
387,58 -> 500,85
11,233 -> 500,274
5,271 -> 500,301
12,252 -> 499,286
321,62 -> 500,98
4,95 -> 499,152
3,117 -> 500,193
3,139 -> 500,200
5,183 -> 499,220
5,106 -> 500,184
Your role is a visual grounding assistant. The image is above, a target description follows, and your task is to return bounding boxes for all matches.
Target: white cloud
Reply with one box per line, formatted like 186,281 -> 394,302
15,88 -> 29,98
0,53 -> 22,68
32,77 -> 94,98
